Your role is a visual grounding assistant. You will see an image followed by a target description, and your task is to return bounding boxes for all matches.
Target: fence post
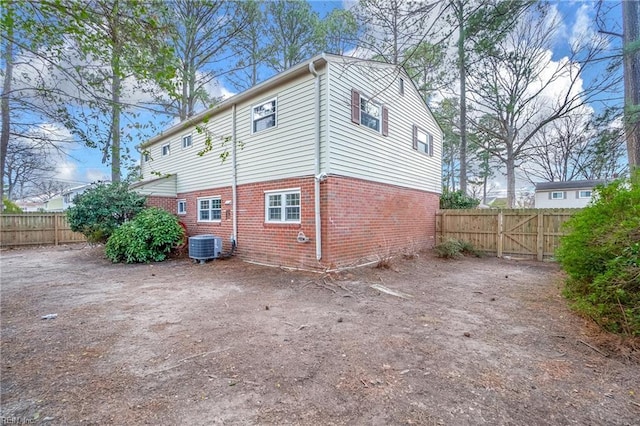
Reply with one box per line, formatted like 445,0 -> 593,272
54,214 -> 59,246
537,212 -> 544,261
497,211 -> 503,258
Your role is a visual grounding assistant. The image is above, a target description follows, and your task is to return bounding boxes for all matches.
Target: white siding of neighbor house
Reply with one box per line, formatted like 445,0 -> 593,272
235,70 -> 323,185
535,190 -> 594,208
133,175 -> 177,197
140,112 -> 234,193
326,59 -> 442,194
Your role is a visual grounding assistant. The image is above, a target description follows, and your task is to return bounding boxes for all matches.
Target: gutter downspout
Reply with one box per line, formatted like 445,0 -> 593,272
232,104 -> 238,246
309,61 -> 323,261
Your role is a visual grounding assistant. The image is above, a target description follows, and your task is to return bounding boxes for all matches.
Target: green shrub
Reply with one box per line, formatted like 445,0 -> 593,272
2,198 -> 23,213
440,190 -> 480,209
67,182 -> 146,243
556,172 -> 640,336
105,208 -> 185,263
435,239 -> 480,259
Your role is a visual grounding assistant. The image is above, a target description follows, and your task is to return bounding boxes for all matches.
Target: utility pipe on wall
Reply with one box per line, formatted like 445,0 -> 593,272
231,104 -> 238,246
308,61 -> 322,261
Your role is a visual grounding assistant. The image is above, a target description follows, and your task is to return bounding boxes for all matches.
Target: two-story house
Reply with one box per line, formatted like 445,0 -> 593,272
133,54 -> 443,270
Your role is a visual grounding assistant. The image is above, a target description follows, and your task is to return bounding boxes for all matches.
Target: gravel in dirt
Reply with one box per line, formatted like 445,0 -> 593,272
1,245 -> 638,425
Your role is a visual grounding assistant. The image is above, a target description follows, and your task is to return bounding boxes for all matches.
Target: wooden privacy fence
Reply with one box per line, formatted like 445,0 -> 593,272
436,209 -> 579,260
0,213 -> 86,248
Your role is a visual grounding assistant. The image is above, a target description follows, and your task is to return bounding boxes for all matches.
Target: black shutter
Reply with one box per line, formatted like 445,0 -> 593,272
351,89 -> 360,124
382,106 -> 389,136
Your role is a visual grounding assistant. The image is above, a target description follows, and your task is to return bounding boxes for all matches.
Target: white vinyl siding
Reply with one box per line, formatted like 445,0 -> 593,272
140,113 -> 233,193
132,175 -> 177,197
236,72 -> 319,185
328,60 -> 442,193
265,189 -> 300,223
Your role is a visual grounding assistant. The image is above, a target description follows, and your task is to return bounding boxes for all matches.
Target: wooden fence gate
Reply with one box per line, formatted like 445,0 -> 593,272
436,209 -> 578,260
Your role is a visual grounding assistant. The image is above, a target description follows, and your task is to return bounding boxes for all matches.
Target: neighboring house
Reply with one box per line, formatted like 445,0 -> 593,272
44,183 -> 98,211
534,180 -> 605,208
14,198 -> 46,212
134,53 -> 443,270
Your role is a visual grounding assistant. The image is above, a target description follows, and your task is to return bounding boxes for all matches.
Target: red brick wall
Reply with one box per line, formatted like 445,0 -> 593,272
147,176 -> 440,270
320,176 -> 439,268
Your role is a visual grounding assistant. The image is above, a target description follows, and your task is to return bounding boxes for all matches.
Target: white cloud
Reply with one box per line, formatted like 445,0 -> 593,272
55,161 -> 77,182
84,168 -> 110,182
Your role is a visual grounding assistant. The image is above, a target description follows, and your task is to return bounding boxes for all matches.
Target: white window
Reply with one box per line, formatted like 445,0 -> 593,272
162,144 -> 171,156
578,190 -> 592,199
252,98 -> 277,133
265,190 -> 300,223
351,89 -> 389,136
177,200 -> 186,215
360,96 -> 381,132
198,197 -> 221,222
182,135 -> 192,149
143,152 -> 150,162
413,125 -> 433,156
399,78 -> 405,96
551,191 -> 565,200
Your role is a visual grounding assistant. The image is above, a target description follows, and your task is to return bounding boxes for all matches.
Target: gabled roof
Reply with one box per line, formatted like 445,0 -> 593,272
140,53 -> 442,149
534,180 -> 606,191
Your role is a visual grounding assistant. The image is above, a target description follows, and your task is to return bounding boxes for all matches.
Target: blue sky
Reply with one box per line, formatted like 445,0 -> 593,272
54,0 -> 623,187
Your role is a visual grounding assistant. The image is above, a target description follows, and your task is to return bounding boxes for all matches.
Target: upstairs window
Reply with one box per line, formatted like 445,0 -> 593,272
399,78 -> 405,96
351,89 -> 388,136
162,144 -> 171,156
550,191 -> 565,200
252,98 -> 277,133
143,152 -> 150,162
182,135 -> 192,149
265,190 -> 300,223
412,125 -> 434,156
198,197 -> 221,222
578,190 -> 592,198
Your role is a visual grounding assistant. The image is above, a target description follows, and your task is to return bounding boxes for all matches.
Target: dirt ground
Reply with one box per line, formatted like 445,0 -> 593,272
1,244 -> 638,425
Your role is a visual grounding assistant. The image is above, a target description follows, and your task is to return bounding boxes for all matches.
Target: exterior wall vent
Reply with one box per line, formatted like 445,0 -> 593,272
189,234 -> 222,263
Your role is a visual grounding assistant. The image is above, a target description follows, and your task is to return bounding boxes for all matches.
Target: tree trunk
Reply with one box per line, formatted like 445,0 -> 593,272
623,0 -> 640,171
506,153 -> 516,208
110,2 -> 122,183
457,0 -> 468,194
0,3 -> 14,206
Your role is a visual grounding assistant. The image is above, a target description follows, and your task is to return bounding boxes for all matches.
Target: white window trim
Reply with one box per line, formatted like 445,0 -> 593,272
360,94 -> 382,133
551,191 -> 565,200
578,190 -> 592,199
197,196 -> 222,223
177,199 -> 187,215
264,188 -> 301,224
162,143 -> 171,156
182,134 -> 192,149
251,96 -> 278,134
414,125 -> 433,156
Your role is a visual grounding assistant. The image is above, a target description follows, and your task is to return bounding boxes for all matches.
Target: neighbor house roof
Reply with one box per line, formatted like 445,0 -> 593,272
534,180 -> 606,191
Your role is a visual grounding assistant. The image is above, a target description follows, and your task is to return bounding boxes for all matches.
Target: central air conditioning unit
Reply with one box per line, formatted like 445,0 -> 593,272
189,234 -> 222,263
